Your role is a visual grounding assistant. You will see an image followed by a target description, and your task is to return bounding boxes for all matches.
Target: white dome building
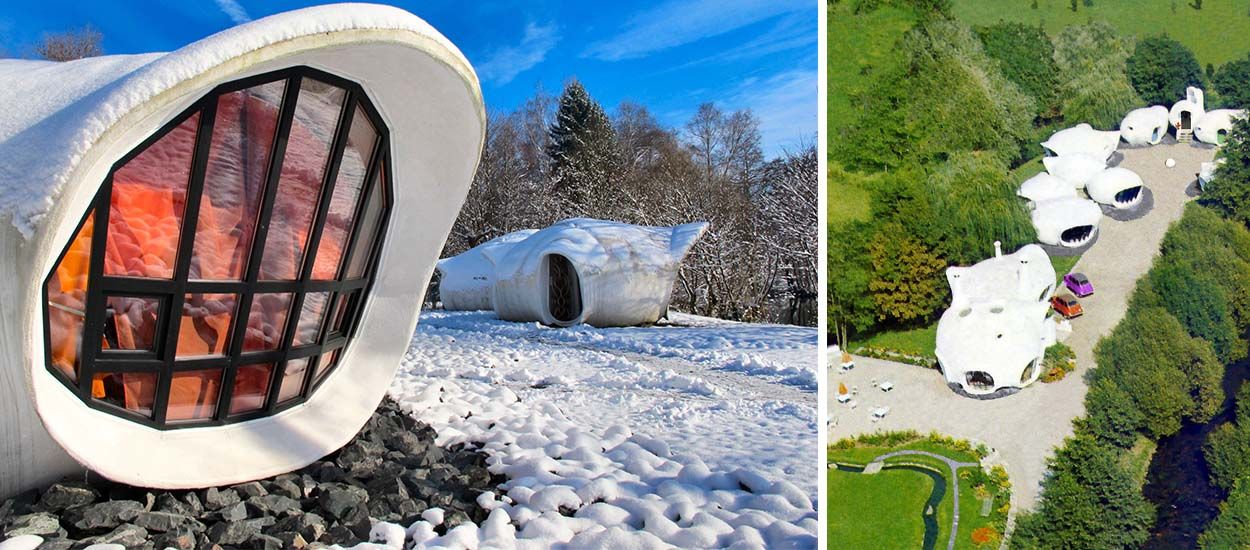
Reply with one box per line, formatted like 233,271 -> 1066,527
1195,109 -> 1245,146
1018,172 -> 1077,203
1030,197 -> 1103,248
936,243 -> 1058,396
1170,86 -> 1206,133
1042,153 -> 1107,189
1086,167 -> 1146,209
1120,106 -> 1170,146
488,219 -> 708,328
436,230 -> 538,311
1041,123 -> 1120,162
0,5 -> 484,498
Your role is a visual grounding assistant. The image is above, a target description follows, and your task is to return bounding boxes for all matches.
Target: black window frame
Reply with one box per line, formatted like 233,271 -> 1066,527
40,66 -> 394,430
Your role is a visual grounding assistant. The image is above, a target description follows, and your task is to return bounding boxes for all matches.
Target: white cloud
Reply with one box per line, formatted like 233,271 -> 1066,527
476,22 -> 560,85
214,0 -> 251,25
583,0 -> 808,62
726,69 -> 817,156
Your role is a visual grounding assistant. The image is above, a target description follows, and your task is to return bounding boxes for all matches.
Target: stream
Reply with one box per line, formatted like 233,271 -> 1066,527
1141,359 -> 1249,549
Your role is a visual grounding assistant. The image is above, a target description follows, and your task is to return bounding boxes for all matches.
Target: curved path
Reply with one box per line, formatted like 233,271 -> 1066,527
872,450 -> 978,550
830,142 -> 1217,523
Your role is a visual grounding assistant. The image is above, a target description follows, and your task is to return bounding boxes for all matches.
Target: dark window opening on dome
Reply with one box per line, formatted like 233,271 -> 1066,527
41,67 -> 392,429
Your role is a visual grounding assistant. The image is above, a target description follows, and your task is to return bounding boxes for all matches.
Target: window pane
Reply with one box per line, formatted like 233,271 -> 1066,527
177,293 -> 238,357
167,368 -> 222,422
102,296 -> 161,351
259,80 -> 345,280
293,292 -> 330,346
314,349 -> 339,384
46,210 -> 95,381
278,358 -> 310,403
243,292 -> 292,351
346,163 -> 385,279
327,292 -> 355,335
312,106 -> 377,280
190,81 -> 285,280
229,363 -> 273,415
105,113 -> 199,279
93,372 -> 157,418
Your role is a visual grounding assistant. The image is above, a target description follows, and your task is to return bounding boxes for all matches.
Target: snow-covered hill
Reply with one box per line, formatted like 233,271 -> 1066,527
387,310 -> 817,548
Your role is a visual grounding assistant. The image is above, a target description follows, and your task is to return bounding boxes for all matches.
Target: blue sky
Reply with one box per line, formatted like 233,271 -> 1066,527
0,1 -> 817,156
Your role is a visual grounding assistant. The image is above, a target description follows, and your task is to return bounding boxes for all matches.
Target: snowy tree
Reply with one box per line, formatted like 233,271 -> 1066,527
757,145 -> 819,325
36,27 -> 103,61
547,80 -> 622,216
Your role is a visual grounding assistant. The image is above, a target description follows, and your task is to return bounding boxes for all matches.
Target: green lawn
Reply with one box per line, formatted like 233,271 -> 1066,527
1121,435 -> 1159,486
829,467 -> 934,549
828,2 -> 918,135
857,322 -> 938,358
952,0 -> 1250,67
830,441 -> 1004,549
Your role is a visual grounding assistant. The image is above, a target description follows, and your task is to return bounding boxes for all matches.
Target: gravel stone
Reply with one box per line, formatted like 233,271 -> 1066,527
3,513 -> 61,537
35,482 -> 97,512
62,500 -> 143,531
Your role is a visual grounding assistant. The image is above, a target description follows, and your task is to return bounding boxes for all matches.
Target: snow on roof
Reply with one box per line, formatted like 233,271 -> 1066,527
1030,196 -> 1103,247
0,3 -> 480,239
1120,106 -> 1169,146
945,244 -> 1055,306
436,229 -> 538,311
1042,153 -> 1106,189
1086,166 -> 1144,207
1018,172 -> 1077,203
1041,123 -> 1120,162
1195,109 -> 1245,145
488,218 -> 709,281
488,218 -> 709,327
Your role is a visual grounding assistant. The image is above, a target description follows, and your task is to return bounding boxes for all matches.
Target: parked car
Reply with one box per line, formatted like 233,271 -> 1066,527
1051,293 -> 1084,319
1064,272 -> 1094,297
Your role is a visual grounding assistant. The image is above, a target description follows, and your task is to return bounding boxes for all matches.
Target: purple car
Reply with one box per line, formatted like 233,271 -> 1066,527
1064,272 -> 1094,297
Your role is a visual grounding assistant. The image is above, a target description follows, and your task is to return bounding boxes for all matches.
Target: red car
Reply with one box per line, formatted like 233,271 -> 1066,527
1051,293 -> 1084,319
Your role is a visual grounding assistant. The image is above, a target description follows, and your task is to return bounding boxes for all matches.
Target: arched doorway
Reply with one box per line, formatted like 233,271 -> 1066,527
547,254 -> 582,324
1181,110 -> 1192,130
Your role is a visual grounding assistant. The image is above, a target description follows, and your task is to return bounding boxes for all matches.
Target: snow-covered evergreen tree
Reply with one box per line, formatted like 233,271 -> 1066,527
547,80 -> 622,216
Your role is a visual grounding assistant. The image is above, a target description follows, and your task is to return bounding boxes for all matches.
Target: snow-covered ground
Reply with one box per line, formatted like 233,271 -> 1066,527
385,310 -> 818,548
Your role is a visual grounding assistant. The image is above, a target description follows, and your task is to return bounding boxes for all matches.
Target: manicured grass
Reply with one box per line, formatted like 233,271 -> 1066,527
829,467 -> 933,548
857,322 -> 939,358
1052,254 -> 1081,280
830,440 -> 1004,550
827,2 -> 918,134
952,0 -> 1250,66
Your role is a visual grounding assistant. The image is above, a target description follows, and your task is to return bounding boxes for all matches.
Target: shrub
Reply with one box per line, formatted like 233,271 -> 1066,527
867,223 -> 949,323
971,526 -> 1000,547
976,22 -> 1060,119
1204,115 -> 1250,226
1212,54 -> 1250,108
1126,35 -> 1205,105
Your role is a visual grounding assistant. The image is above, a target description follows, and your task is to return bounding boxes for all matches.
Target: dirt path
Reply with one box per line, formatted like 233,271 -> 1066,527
830,142 -> 1216,521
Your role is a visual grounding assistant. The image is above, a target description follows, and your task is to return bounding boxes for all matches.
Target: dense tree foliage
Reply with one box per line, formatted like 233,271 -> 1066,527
1126,35 -> 1205,105
1205,391 -> 1250,492
1144,260 -> 1243,363
1079,378 -> 1144,448
975,22 -> 1060,120
1200,477 -> 1250,549
921,152 -> 1035,264
1092,304 -> 1222,438
1212,54 -> 1250,108
833,19 -> 1034,170
828,220 -> 878,344
1012,435 -> 1153,550
1052,22 -> 1142,128
1203,115 -> 1250,225
866,223 -> 948,323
